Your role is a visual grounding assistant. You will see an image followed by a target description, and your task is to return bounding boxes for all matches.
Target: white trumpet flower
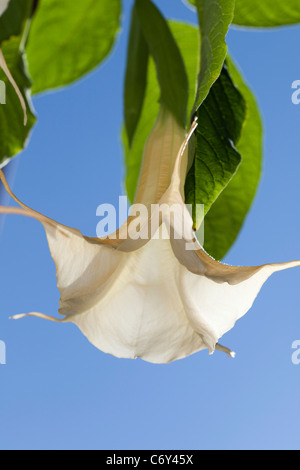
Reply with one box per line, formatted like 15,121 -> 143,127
1,107 -> 299,364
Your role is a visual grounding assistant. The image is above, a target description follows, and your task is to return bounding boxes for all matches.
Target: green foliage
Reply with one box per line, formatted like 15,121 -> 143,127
123,21 -> 199,203
185,65 -> 246,230
187,0 -> 300,28
234,0 -> 300,27
26,0 -> 121,94
124,3 -> 149,147
123,15 -> 263,261
134,0 -> 189,129
203,57 -> 263,260
0,0 -> 36,166
0,0 -> 122,167
190,0 -> 235,113
0,0 -> 31,43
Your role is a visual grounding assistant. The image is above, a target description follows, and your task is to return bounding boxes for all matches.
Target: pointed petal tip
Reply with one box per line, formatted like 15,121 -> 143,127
215,343 -> 236,358
9,312 -> 62,322
9,314 -> 26,320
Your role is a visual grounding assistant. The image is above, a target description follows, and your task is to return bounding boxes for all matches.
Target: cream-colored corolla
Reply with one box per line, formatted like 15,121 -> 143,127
1,105 -> 299,364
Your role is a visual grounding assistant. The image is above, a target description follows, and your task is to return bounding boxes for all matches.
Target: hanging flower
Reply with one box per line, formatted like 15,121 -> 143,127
0,106 -> 299,364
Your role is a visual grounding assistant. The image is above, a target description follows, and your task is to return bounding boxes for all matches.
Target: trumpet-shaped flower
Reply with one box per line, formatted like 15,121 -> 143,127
1,107 -> 299,364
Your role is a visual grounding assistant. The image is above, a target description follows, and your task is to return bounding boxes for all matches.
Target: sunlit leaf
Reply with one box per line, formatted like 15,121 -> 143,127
186,0 -> 300,28
135,0 -> 189,128
203,57 -> 263,260
0,0 -> 36,167
124,2 -> 149,147
191,0 -> 235,112
185,64 -> 246,230
123,21 -> 199,202
234,0 -> 300,27
0,38 -> 36,167
26,0 -> 121,94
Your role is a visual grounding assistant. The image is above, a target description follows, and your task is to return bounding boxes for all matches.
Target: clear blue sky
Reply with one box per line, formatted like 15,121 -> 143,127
1,0 -> 300,451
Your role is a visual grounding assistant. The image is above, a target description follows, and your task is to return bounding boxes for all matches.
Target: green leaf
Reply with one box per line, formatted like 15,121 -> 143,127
192,0 -> 235,113
0,0 -> 36,167
124,3 -> 149,147
203,57 -> 263,260
26,0 -> 121,94
135,0 -> 189,128
123,21 -> 199,203
185,64 -> 246,229
0,37 -> 36,166
187,0 -> 300,28
233,0 -> 300,27
0,0 -> 31,44
123,18 -> 262,262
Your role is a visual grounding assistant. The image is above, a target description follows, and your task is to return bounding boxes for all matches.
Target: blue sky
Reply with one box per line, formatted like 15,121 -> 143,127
1,0 -> 300,450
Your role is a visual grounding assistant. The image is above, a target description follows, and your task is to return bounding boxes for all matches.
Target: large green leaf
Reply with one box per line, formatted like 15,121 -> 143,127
0,38 -> 36,167
187,0 -> 300,28
124,2 -> 149,147
123,21 -> 199,203
26,0 -> 121,94
0,0 -> 36,167
192,0 -> 235,113
0,0 -> 31,43
185,64 -> 246,230
233,0 -> 300,27
203,57 -> 263,260
135,0 -> 189,128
